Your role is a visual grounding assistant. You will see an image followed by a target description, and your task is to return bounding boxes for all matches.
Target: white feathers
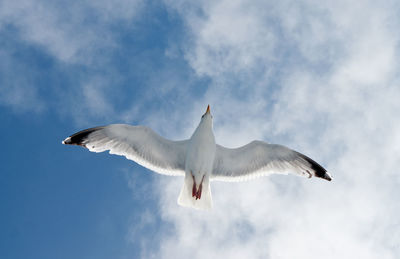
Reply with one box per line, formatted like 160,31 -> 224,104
212,141 -> 325,182
63,108 -> 330,209
178,174 -> 213,210
70,124 -> 188,176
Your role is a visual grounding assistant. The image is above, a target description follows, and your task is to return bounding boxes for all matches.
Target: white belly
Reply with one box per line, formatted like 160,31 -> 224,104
185,133 -> 216,184
178,120 -> 216,209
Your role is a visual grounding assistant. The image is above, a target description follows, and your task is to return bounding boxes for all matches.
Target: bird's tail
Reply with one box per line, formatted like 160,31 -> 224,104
178,174 -> 212,210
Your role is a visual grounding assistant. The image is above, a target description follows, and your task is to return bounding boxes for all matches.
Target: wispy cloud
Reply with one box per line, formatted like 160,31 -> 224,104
138,0 -> 400,258
0,47 -> 45,113
0,0 -> 143,121
2,0 -> 400,257
0,0 -> 143,64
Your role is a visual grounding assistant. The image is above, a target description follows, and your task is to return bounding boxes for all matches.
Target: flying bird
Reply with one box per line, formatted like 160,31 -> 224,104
62,105 -> 331,209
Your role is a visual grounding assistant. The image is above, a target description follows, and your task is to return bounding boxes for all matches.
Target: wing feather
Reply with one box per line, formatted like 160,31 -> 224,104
211,141 -> 331,182
63,124 -> 187,176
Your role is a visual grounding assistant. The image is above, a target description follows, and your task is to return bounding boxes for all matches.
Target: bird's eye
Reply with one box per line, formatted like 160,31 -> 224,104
202,115 -> 205,118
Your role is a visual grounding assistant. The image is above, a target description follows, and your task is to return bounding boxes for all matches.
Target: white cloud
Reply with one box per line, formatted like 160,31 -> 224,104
2,0 -> 400,257
166,0 -> 277,77
0,0 -> 143,117
53,78 -> 118,125
0,49 -> 45,113
0,0 -> 143,64
137,0 -> 400,258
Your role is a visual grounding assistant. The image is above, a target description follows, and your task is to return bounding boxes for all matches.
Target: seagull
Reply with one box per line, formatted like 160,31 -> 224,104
62,105 -> 331,209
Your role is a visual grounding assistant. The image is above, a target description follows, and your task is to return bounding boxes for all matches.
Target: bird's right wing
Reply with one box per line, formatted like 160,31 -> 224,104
62,124 -> 188,176
211,141 -> 331,182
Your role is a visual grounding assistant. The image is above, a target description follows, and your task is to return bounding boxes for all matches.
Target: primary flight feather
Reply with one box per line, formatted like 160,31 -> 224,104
62,105 -> 331,209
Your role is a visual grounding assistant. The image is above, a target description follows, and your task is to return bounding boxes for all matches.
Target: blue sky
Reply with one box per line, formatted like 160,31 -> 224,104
1,0 -> 400,258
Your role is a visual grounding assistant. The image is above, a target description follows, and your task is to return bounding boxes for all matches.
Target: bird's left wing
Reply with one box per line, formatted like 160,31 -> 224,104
211,141 -> 331,182
63,124 -> 188,176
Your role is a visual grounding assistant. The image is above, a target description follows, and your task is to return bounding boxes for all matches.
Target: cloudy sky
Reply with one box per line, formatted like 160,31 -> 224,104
1,0 -> 400,258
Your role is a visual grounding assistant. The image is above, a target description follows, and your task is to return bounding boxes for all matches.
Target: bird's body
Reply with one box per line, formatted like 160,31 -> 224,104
63,105 -> 331,210
179,108 -> 216,209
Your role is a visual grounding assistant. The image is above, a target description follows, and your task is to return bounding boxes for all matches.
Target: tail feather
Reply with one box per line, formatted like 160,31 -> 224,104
178,174 -> 212,210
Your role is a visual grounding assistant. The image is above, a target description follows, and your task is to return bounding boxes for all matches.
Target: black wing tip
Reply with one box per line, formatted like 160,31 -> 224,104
299,153 -> 332,181
320,172 -> 332,181
62,126 -> 104,147
62,137 -> 72,145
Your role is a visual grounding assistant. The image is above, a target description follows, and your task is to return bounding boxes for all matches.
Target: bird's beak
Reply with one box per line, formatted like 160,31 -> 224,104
206,105 -> 211,114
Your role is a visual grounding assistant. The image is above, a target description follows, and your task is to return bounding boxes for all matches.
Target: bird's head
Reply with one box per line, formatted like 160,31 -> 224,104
192,105 -> 214,137
199,105 -> 213,129
201,105 -> 213,120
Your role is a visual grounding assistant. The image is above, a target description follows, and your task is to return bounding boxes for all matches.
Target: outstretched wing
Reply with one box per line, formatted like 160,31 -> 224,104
211,141 -> 331,182
62,124 -> 188,176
